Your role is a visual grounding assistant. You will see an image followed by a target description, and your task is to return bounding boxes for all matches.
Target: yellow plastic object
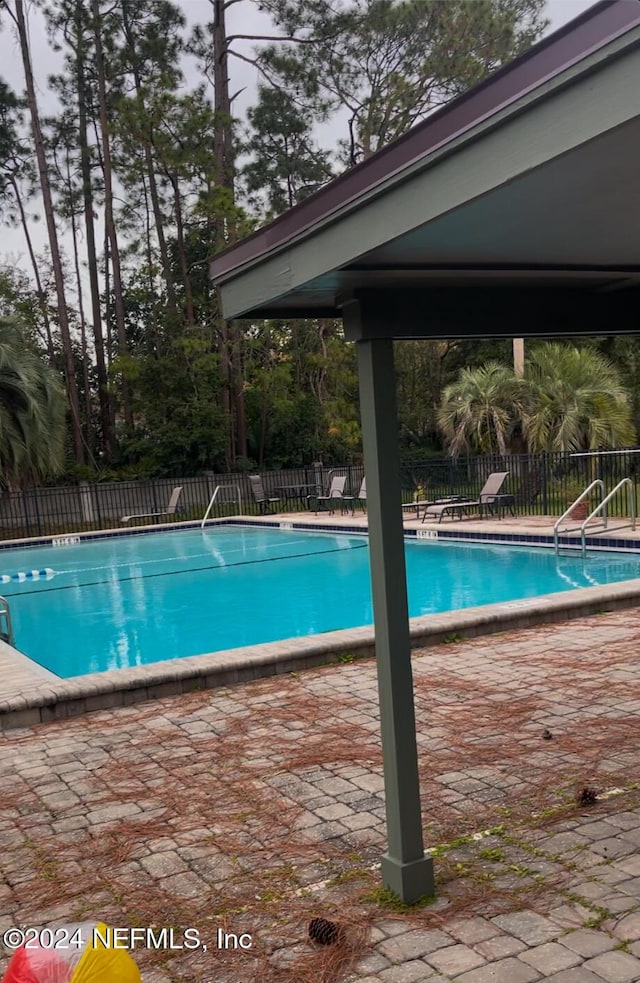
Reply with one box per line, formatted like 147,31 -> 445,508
73,923 -> 141,983
1,923 -> 141,983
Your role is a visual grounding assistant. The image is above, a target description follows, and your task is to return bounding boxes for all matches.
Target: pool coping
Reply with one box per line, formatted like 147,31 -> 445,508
2,513 -> 640,553
2,574 -> 640,731
0,519 -> 640,732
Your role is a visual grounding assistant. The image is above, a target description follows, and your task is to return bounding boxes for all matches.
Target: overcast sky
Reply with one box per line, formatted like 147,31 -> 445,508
0,0 -> 596,269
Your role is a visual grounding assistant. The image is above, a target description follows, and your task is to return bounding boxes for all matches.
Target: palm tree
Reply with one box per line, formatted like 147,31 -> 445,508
437,343 -> 635,455
437,361 -> 523,455
0,317 -> 67,486
521,343 -> 635,452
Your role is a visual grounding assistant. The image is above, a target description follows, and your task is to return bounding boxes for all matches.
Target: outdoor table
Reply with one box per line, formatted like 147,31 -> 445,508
314,493 -> 355,516
274,483 -> 319,510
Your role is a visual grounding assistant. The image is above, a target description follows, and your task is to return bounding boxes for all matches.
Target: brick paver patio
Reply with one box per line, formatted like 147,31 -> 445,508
2,609 -> 640,982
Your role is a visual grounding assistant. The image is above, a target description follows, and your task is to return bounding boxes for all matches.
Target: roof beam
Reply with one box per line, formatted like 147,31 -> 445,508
341,286 -> 640,342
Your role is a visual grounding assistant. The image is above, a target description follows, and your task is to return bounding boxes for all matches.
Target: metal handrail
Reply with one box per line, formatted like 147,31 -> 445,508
0,595 -> 14,646
579,477 -> 636,558
201,484 -> 241,527
553,478 -> 606,554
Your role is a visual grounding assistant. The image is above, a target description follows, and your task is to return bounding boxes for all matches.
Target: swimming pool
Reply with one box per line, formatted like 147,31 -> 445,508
3,525 -> 640,678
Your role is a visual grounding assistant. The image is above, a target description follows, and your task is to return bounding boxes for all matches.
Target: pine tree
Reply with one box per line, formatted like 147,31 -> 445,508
0,79 -> 56,363
243,85 -> 333,215
260,0 -> 548,166
4,0 -> 86,463
91,0 -> 134,430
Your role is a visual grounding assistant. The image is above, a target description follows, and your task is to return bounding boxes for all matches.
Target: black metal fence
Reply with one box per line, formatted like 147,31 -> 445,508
0,449 -> 637,541
402,449 -> 640,518
0,464 -> 364,541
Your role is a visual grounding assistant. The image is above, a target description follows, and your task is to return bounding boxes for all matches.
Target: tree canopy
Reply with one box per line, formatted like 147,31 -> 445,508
438,343 -> 636,457
6,0 -> 637,481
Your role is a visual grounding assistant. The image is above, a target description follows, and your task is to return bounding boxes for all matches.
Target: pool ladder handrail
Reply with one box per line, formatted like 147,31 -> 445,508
553,478 -> 606,555
576,477 -> 636,558
0,595 -> 14,646
201,484 -> 241,527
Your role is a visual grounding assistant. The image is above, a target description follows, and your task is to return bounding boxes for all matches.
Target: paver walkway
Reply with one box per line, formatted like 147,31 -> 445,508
2,609 -> 640,982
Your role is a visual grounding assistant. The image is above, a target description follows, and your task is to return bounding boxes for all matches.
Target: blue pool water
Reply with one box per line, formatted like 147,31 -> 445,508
2,526 -> 640,678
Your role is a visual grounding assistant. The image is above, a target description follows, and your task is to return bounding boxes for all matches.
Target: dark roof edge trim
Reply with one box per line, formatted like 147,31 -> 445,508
211,0 -> 640,283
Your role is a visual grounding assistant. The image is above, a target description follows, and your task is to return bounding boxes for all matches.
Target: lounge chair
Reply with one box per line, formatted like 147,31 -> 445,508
421,472 -> 510,523
402,495 -> 465,520
121,486 -> 183,524
312,474 -> 349,514
249,475 -> 280,514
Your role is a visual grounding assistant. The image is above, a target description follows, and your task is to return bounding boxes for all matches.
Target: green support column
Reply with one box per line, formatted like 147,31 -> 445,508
354,332 -> 434,903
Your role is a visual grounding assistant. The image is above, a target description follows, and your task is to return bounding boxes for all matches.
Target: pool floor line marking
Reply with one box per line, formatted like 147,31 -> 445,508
29,534 -> 362,580
2,532 -> 634,604
0,541 -> 371,597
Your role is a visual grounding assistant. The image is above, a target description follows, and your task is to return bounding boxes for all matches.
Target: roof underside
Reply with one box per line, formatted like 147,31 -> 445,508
210,1 -> 640,335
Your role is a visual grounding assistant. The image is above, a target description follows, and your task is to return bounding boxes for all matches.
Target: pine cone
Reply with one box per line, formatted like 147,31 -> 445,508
308,917 -> 342,946
576,786 -> 598,806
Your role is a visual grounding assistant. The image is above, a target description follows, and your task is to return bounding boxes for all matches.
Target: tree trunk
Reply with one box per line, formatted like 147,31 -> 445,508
13,0 -> 85,464
213,0 -> 246,463
68,171 -> 94,461
103,219 -> 113,364
9,176 -> 56,365
91,0 -> 134,429
76,0 -> 114,460
232,339 -> 247,459
513,338 -> 525,376
166,169 -> 195,326
140,168 -> 163,356
120,0 -> 180,325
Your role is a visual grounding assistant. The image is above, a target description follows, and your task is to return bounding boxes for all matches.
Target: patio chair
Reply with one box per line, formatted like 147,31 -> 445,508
312,474 -> 349,514
121,486 -> 183,524
421,471 -> 510,523
249,474 -> 280,515
343,477 -> 366,512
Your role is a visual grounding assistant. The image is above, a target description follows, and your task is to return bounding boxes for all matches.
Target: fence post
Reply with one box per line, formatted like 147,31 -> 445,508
21,489 -> 32,538
79,481 -> 95,525
203,472 -> 212,502
204,471 -> 215,501
542,454 -> 549,515
30,489 -> 43,537
37,488 -> 45,536
92,484 -> 102,528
